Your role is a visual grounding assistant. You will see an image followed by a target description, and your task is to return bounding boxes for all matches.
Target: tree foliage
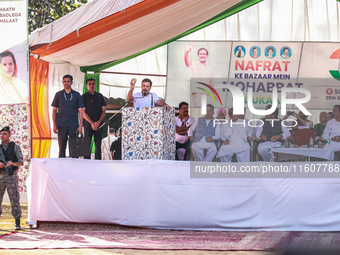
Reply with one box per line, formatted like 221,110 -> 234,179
28,0 -> 88,33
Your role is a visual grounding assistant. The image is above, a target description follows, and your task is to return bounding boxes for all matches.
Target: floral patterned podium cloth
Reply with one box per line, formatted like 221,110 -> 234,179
0,104 -> 29,192
122,107 -> 175,160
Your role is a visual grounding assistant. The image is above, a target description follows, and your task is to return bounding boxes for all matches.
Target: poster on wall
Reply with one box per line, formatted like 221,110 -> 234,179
167,41 -> 340,111
0,0 -> 29,105
227,41 -> 302,111
167,41 -> 231,107
0,1 -> 29,191
299,42 -> 340,110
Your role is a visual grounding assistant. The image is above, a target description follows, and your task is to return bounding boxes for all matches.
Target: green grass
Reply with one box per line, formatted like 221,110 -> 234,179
0,202 -> 31,236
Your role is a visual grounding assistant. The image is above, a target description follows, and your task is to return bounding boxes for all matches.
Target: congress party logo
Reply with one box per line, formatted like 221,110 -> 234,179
196,82 -> 222,106
329,49 -> 340,81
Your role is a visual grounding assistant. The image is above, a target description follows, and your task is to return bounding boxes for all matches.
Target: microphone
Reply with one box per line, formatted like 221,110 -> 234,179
128,96 -> 144,103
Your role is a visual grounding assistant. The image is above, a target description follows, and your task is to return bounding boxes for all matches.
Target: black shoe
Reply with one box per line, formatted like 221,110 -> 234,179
14,218 -> 21,230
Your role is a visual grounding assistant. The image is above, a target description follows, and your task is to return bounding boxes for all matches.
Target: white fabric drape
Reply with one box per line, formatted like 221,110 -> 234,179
27,158 -> 340,231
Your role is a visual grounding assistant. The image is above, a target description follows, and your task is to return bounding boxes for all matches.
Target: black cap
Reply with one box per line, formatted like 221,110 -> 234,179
0,126 -> 10,132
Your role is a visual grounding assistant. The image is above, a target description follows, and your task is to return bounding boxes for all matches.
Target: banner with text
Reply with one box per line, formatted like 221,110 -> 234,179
0,0 -> 28,105
167,41 -> 340,111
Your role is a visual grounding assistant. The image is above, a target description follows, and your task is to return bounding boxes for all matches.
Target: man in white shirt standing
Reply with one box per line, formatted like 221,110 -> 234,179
175,102 -> 195,160
190,104 -> 220,161
126,78 -> 171,110
322,105 -> 340,157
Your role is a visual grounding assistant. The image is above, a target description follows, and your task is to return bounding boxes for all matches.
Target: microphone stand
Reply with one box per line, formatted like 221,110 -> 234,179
98,97 -> 142,130
98,101 -> 129,131
97,98 -> 135,160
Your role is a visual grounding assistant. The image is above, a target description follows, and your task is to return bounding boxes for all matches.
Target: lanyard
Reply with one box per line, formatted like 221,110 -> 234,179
64,92 -> 73,101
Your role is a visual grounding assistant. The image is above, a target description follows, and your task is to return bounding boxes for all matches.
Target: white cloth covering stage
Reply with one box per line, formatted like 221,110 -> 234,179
271,147 -> 334,161
27,158 -> 340,231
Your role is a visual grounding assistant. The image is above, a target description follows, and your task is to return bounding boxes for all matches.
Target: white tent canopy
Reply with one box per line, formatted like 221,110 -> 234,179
30,0 -> 245,66
30,0 -> 340,98
30,0 -> 144,48
29,0 -> 340,104
101,0 -> 340,100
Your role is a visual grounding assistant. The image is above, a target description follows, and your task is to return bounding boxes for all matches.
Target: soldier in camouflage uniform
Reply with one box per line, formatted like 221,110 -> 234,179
0,126 -> 23,230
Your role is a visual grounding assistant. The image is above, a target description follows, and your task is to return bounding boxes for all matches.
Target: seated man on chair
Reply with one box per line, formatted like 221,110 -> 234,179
190,104 -> 220,161
175,102 -> 194,160
256,105 -> 290,161
322,105 -> 340,158
110,129 -> 122,160
314,112 -> 329,137
101,128 -> 118,160
283,110 -> 313,130
216,108 -> 252,162
215,107 -> 227,151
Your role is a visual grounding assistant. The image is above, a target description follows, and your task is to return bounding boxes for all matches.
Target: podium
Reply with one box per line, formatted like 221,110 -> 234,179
122,107 -> 176,160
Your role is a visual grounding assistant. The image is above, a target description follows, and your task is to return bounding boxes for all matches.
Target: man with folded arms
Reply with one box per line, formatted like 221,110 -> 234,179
175,102 -> 195,160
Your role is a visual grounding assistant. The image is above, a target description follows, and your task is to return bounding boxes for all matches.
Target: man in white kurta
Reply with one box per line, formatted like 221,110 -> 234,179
184,43 -> 213,107
217,110 -> 252,162
184,43 -> 212,79
256,106 -> 290,162
191,104 -> 220,161
101,128 -> 118,160
322,105 -> 340,155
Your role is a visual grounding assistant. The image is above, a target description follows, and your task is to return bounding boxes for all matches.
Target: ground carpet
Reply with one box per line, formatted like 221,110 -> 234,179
1,223 -> 340,251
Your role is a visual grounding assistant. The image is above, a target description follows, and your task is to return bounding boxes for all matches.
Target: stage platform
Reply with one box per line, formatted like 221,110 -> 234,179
27,158 -> 340,231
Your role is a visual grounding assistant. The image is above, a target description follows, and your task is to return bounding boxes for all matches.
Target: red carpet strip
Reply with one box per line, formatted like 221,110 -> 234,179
0,223 -> 340,250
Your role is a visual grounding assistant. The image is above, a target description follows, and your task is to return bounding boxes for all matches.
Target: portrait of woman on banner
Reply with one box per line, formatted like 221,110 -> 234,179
0,50 -> 28,104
